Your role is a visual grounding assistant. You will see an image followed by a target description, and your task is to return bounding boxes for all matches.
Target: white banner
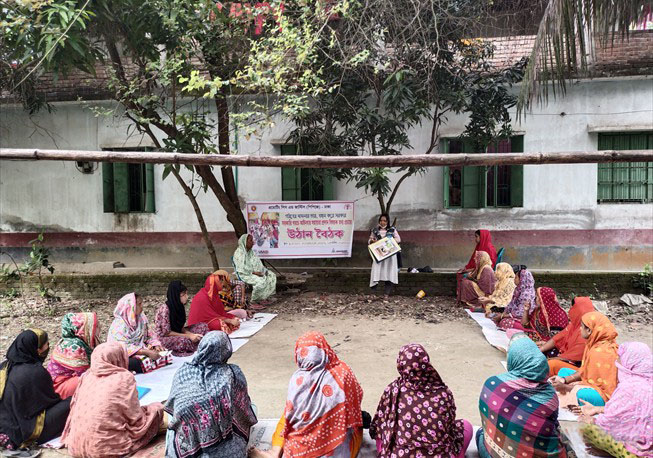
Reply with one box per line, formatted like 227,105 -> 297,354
246,201 -> 355,259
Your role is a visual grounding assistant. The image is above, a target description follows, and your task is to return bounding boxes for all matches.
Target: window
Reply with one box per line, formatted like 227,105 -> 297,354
280,144 -> 334,201
443,136 -> 524,208
598,132 -> 653,203
102,148 -> 156,213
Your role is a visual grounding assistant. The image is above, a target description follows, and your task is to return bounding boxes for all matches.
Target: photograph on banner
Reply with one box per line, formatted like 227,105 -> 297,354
246,201 -> 355,258
368,237 -> 401,262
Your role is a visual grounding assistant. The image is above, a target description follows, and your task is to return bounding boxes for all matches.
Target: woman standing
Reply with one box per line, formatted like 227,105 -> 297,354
460,251 -> 497,307
165,332 -> 258,457
233,234 -> 277,304
371,344 -> 473,457
107,292 -> 164,374
0,329 -> 71,454
369,214 -> 401,296
47,312 -> 100,398
155,281 -> 208,356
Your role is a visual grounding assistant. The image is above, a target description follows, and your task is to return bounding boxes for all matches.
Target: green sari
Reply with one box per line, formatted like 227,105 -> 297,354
233,234 -> 277,302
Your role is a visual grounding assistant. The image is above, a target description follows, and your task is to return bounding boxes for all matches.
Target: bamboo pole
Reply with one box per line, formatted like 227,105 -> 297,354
1,148 -> 652,168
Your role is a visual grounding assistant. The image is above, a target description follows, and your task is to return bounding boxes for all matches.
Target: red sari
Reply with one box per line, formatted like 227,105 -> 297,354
457,230 -> 498,302
187,274 -> 240,333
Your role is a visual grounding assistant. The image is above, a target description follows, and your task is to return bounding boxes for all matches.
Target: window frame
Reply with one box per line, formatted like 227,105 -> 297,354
101,147 -> 156,214
280,144 -> 334,201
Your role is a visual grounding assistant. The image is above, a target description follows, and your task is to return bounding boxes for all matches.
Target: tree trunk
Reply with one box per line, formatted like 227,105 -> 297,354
171,168 -> 220,270
195,165 -> 248,237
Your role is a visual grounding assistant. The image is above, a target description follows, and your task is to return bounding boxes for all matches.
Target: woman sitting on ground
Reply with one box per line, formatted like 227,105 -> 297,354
538,296 -> 595,376
575,342 -> 652,458
155,280 -> 208,356
476,333 -> 568,458
187,272 -> 247,334
62,342 -> 164,457
456,229 -> 497,302
370,343 -> 473,457
505,287 -> 569,344
460,251 -> 496,308
495,266 -> 536,330
47,312 -> 100,398
250,331 -> 364,458
107,292 -> 164,374
549,311 -> 618,407
233,234 -> 277,304
478,262 -> 516,315
368,214 -> 401,296
165,331 -> 258,457
0,329 -> 71,454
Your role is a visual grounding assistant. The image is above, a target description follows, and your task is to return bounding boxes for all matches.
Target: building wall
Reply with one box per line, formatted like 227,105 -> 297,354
1,77 -> 652,270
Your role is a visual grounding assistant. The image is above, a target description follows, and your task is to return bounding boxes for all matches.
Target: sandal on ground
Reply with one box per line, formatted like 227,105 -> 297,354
1,448 -> 41,458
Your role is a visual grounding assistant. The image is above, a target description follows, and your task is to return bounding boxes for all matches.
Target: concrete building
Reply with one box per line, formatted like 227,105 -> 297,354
1,33 -> 652,271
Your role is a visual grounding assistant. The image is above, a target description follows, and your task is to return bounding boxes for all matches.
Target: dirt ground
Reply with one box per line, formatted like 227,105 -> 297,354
0,290 -> 651,456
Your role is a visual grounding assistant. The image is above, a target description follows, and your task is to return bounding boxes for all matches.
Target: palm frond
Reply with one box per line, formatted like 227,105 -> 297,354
517,0 -> 649,115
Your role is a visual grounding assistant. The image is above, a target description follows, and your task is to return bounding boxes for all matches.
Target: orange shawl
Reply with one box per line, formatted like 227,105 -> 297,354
552,297 -> 595,362
62,342 -> 163,457
579,312 -> 619,401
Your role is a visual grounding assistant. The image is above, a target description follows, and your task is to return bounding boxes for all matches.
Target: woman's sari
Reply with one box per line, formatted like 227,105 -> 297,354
371,344 -> 465,457
460,251 -> 496,307
578,312 -> 619,401
465,230 -> 498,270
62,342 -> 163,457
484,263 -> 516,312
498,269 -> 536,331
477,334 -> 567,458
215,270 -> 247,310
233,234 -> 277,302
47,312 -> 100,398
281,332 -> 363,458
107,293 -> 161,356
530,288 -> 568,341
584,342 -> 653,457
165,331 -> 257,458
551,297 -> 596,363
187,273 -> 241,333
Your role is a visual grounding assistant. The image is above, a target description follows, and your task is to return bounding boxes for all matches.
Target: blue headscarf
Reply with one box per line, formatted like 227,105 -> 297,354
506,332 -> 550,382
165,331 -> 257,458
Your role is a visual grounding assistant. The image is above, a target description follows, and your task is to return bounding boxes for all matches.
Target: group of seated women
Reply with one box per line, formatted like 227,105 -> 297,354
3,325 -> 649,458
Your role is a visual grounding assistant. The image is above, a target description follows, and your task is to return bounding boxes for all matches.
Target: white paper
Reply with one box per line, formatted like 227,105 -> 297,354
229,313 -> 277,339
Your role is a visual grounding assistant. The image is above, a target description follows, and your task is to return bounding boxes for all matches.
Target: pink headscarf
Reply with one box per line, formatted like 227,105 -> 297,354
107,293 -> 160,356
595,342 -> 652,456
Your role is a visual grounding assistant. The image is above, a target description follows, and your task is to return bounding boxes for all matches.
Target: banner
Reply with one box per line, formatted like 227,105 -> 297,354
245,201 -> 355,258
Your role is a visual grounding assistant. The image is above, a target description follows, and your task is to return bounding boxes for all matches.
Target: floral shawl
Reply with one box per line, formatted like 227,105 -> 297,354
282,332 -> 363,458
165,331 -> 257,458
579,312 -> 619,401
505,269 -> 536,319
487,263 -> 516,309
479,334 -> 566,458
371,344 -> 464,458
48,312 -> 99,378
107,293 -> 160,356
595,342 -> 653,456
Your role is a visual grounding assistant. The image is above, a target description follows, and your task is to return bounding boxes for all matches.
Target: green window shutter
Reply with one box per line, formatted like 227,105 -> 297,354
442,139 -> 450,208
113,163 -> 130,213
322,175 -> 334,200
597,134 -> 614,201
102,162 -> 115,213
281,144 -> 299,201
462,166 -> 482,208
144,163 -> 156,213
510,135 -> 524,207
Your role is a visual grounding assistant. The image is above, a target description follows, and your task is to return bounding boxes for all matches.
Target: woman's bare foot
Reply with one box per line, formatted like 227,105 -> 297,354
248,446 -> 281,458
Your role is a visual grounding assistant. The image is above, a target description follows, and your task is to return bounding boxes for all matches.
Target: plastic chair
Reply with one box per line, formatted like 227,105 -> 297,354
495,247 -> 505,268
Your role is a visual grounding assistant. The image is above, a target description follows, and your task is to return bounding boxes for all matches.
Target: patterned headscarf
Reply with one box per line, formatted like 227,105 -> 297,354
371,344 -> 464,457
479,335 -> 566,458
595,342 -> 653,456
107,293 -> 160,356
282,332 -> 363,458
488,263 -> 516,308
579,312 -> 619,401
49,312 -> 99,375
506,269 -> 536,319
470,251 -> 493,281
532,288 -> 569,341
165,332 -> 257,458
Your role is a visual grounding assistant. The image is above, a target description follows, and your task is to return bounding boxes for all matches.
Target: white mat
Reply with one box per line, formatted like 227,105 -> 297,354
247,419 -> 480,457
229,313 -> 277,339
465,310 -> 510,352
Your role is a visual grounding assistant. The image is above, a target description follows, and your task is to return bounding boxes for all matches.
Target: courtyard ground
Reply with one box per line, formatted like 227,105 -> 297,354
1,289 -> 651,456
